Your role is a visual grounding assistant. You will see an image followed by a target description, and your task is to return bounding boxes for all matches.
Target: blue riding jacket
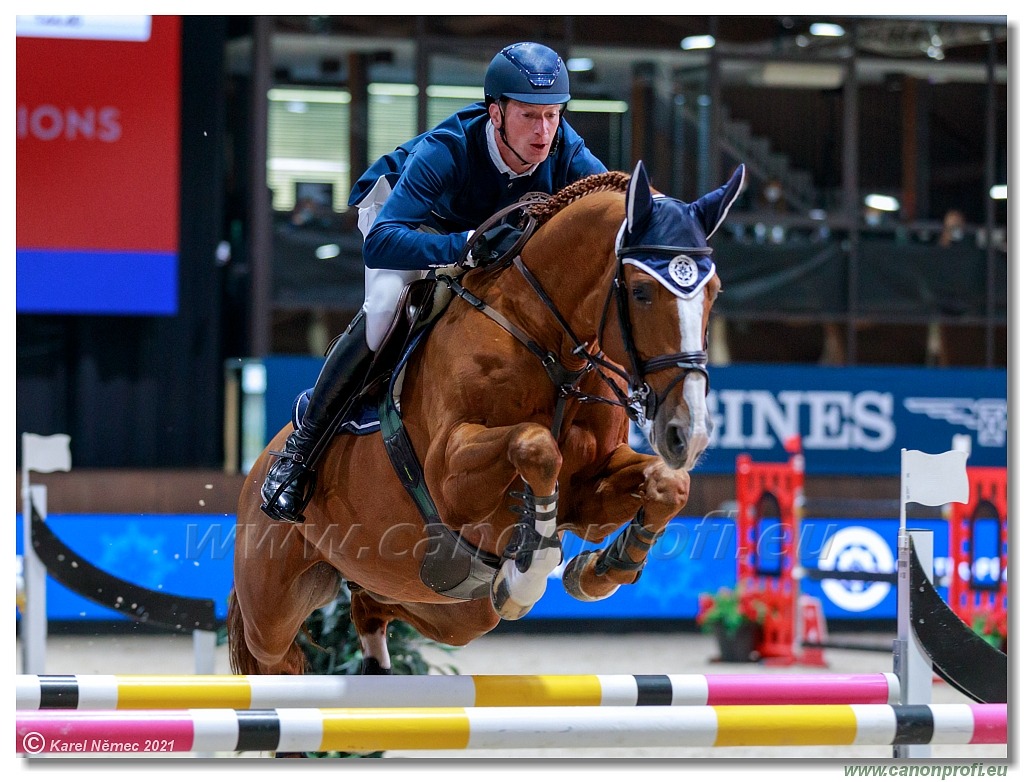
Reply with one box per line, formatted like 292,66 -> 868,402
348,103 -> 607,270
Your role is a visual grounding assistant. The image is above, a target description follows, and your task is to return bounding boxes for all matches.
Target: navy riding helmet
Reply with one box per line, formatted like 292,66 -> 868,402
484,42 -> 571,105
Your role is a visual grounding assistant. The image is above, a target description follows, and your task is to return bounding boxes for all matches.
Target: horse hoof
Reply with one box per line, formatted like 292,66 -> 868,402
490,577 -> 533,621
360,657 -> 392,675
562,551 -> 619,602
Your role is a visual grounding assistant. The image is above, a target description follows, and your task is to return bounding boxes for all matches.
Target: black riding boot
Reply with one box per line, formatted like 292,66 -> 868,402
260,313 -> 374,522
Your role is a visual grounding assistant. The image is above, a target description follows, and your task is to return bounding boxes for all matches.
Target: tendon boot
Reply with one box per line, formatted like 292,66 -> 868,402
260,313 -> 374,522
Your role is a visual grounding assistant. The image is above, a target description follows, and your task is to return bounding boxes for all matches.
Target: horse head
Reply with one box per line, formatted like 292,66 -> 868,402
609,160 -> 745,470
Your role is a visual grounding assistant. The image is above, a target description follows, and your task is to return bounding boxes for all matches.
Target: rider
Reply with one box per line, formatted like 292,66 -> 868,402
260,41 -> 608,522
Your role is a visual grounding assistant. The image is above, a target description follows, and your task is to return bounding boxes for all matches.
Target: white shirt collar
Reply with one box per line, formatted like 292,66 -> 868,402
486,120 -> 539,179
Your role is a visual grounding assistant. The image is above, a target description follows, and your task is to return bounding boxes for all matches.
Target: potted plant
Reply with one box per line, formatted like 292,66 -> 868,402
968,606 -> 1007,653
696,584 -> 775,662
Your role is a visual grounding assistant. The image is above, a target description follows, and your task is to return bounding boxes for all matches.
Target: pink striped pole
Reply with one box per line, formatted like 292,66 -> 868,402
970,703 -> 1010,745
16,703 -> 1007,754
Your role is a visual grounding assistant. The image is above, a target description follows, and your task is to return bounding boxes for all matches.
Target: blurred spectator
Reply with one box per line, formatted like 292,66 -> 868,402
290,196 -> 333,229
760,179 -> 786,211
756,179 -> 788,244
938,209 -> 966,247
930,209 -> 969,367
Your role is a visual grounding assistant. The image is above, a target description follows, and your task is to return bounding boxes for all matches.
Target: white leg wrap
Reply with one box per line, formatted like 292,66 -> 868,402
492,495 -> 561,620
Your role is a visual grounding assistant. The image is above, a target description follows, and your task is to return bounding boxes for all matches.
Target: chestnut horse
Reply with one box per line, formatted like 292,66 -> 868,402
228,161 -> 746,675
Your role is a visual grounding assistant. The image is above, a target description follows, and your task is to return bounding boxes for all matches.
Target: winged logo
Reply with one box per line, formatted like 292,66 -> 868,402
903,397 -> 1007,447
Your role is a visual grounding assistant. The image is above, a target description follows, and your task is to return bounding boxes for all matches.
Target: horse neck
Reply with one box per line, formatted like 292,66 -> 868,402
511,194 -> 623,358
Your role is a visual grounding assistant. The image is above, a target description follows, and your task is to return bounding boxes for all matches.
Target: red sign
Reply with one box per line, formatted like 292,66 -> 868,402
16,15 -> 181,252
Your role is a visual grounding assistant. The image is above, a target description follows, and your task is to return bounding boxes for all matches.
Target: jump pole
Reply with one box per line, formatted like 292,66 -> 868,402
16,672 -> 901,710
16,703 -> 1006,755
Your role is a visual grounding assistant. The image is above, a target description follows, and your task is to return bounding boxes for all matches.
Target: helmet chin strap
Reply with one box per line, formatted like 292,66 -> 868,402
497,104 -> 534,168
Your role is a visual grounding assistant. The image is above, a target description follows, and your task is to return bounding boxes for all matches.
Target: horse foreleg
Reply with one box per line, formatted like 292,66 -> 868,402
562,447 -> 690,602
439,421 -> 563,621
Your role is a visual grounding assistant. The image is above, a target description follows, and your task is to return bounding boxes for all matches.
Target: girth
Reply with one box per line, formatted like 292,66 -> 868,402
377,357 -> 502,601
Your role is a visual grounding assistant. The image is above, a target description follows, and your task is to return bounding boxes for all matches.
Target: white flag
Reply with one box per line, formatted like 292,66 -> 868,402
21,433 -> 72,474
902,448 -> 968,507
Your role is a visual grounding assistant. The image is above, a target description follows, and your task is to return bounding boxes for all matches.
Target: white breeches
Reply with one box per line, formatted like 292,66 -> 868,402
363,267 -> 428,351
356,175 -> 430,351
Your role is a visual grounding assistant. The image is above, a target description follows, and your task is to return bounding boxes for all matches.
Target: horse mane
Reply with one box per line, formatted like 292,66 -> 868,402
526,171 -> 631,225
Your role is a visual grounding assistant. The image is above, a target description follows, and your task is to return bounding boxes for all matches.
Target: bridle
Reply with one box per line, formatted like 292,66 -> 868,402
442,207 -> 713,437
588,222 -> 711,427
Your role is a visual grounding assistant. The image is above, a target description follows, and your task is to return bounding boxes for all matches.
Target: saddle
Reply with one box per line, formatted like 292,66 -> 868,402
291,276 -> 451,436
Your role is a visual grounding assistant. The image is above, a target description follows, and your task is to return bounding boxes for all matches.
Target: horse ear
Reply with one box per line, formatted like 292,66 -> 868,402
626,160 -> 654,235
693,164 -> 746,240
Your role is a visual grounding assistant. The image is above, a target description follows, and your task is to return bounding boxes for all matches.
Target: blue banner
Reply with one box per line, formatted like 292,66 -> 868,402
16,249 -> 178,315
16,514 -> 235,623
19,513 -> 996,625
263,356 -> 325,442
532,518 -> 954,621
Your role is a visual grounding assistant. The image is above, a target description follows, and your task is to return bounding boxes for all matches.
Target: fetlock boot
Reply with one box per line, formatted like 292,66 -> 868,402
260,312 -> 374,522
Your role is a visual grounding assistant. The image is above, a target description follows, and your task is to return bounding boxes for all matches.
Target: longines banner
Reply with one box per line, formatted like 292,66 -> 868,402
16,15 -> 181,315
257,358 -> 1007,476
632,364 -> 1007,475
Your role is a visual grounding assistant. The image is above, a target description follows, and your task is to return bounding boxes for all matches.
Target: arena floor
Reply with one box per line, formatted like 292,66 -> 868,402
14,627 -> 1010,767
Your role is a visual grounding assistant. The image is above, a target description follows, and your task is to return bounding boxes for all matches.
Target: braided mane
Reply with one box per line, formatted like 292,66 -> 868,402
526,171 -> 631,225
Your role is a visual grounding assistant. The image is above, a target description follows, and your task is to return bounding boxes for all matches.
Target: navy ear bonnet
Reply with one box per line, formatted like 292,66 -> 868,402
618,162 -> 745,299
619,198 -> 716,299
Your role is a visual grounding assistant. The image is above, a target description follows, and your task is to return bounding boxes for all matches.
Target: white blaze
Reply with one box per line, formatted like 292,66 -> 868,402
676,296 -> 710,464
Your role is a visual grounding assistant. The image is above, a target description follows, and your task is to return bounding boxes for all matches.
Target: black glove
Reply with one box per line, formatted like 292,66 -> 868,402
468,223 -> 525,267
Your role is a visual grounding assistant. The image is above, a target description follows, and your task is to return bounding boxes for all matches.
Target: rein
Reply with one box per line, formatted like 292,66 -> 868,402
438,263 -> 595,441
458,197 -> 546,269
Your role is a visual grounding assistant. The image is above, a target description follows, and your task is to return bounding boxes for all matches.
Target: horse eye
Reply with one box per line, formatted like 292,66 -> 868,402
631,283 -> 654,304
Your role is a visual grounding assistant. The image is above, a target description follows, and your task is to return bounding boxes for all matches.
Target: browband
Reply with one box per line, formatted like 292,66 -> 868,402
616,244 -> 712,258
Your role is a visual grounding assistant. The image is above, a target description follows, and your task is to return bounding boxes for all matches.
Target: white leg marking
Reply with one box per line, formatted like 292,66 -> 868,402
359,628 -> 391,669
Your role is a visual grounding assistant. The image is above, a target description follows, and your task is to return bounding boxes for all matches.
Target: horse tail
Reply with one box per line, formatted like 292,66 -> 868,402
226,588 -> 260,675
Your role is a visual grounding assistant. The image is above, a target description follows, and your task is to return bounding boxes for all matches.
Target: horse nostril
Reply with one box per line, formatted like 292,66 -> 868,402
668,424 -> 686,456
